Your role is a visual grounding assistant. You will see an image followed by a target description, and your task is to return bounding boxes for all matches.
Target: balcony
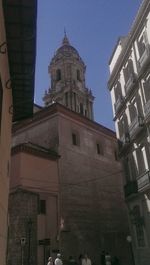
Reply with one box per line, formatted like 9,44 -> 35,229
124,180 -> 138,198
144,99 -> 150,121
124,73 -> 136,96
138,46 -> 150,73
114,95 -> 124,114
137,170 -> 150,191
129,115 -> 144,139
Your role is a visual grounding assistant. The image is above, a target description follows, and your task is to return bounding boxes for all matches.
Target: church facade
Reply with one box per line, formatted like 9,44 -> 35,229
9,35 -> 131,265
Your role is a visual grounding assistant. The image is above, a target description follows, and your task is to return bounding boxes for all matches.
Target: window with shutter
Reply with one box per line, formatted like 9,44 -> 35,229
145,145 -> 150,168
128,59 -> 134,73
114,81 -> 122,101
123,113 -> 128,132
143,76 -> 150,102
123,59 -> 134,83
118,119 -> 124,138
138,35 -> 146,57
129,101 -> 137,123
136,147 -> 147,176
137,93 -> 143,114
118,114 -> 128,139
130,154 -> 137,180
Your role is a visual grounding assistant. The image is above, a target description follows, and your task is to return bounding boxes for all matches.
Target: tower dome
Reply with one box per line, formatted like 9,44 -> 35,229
50,33 -> 85,68
43,33 -> 94,120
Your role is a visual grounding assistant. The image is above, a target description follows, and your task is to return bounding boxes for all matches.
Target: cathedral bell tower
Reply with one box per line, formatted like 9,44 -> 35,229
43,33 -> 94,120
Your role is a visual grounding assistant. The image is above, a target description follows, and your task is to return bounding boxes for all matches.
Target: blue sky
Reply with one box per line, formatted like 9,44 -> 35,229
35,0 -> 142,130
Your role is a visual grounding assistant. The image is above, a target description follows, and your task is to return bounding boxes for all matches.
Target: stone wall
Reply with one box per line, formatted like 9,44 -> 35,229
7,189 -> 38,265
12,106 -> 132,265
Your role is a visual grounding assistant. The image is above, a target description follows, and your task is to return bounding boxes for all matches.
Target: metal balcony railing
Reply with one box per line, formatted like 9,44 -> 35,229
129,115 -> 144,138
137,170 -> 150,191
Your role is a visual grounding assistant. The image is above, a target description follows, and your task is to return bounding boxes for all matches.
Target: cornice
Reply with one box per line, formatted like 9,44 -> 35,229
12,142 -> 60,160
108,0 -> 150,89
9,186 -> 39,197
12,103 -> 116,139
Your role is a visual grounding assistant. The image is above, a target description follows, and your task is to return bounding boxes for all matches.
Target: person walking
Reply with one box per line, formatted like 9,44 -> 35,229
55,253 -> 63,265
105,253 -> 111,265
82,254 -> 92,265
47,257 -> 54,265
112,256 -> 119,265
78,254 -> 83,265
68,256 -> 77,265
101,251 -> 106,265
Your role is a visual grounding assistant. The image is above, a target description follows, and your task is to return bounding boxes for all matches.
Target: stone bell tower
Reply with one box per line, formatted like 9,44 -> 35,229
43,33 -> 94,120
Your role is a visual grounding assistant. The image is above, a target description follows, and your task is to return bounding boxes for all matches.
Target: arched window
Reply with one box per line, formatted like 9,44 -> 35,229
56,69 -> 61,81
77,69 -> 81,81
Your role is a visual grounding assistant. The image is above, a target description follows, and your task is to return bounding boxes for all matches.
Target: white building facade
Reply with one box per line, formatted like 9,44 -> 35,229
108,1 -> 150,265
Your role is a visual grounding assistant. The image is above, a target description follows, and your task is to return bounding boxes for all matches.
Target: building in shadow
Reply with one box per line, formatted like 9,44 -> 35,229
10,34 -> 132,265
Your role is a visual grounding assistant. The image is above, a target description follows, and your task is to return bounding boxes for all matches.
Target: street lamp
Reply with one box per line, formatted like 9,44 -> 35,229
126,235 -> 135,265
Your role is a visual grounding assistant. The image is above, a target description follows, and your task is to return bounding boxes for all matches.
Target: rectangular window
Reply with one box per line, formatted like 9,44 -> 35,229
96,143 -> 104,155
97,143 -> 100,154
129,99 -> 137,123
138,35 -> 146,57
136,146 -> 148,175
141,146 -> 148,171
72,133 -> 77,145
114,150 -> 118,161
39,200 -> 46,214
114,81 -> 122,101
143,74 -> 150,102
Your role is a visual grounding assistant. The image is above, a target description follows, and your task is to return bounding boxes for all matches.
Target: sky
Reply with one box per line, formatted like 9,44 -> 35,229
35,0 -> 142,130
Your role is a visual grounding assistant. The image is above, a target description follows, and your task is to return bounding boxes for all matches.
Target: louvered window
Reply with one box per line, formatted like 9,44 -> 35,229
114,81 -> 122,101
123,59 -> 134,83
